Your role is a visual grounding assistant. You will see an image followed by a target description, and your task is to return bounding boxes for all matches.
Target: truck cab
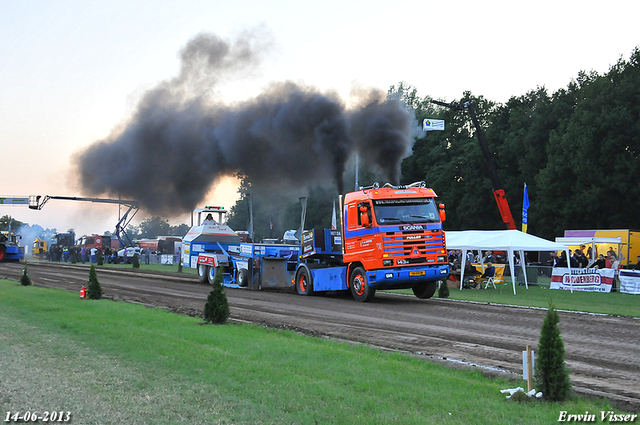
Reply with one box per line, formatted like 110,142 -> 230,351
341,182 -> 449,300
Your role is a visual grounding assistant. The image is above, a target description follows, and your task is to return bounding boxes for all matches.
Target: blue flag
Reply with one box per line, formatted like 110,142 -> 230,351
522,183 -> 530,233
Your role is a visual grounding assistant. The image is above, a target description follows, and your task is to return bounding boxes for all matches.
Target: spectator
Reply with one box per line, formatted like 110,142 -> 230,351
90,247 -> 98,263
547,251 -> 558,267
80,246 -> 86,263
573,249 -> 588,268
556,251 -> 569,267
609,253 -> 620,292
482,251 -> 496,264
633,255 -> 640,270
590,254 -> 606,269
464,261 -> 481,288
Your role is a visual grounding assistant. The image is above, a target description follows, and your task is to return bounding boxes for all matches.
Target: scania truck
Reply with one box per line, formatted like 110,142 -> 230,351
184,182 -> 449,302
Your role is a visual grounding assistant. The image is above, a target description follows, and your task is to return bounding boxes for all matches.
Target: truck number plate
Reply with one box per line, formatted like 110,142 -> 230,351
410,271 -> 426,276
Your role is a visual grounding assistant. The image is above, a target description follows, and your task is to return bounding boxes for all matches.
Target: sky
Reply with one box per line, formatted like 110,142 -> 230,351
1,0 -> 638,238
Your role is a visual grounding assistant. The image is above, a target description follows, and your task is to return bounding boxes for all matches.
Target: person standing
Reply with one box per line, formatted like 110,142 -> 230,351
80,246 -> 86,263
90,247 -> 97,263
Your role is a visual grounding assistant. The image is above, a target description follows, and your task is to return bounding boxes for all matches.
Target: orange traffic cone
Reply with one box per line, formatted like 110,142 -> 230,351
80,286 -> 86,299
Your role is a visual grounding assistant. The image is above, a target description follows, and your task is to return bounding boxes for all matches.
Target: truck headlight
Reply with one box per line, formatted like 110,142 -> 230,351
383,259 -> 393,267
437,256 -> 447,263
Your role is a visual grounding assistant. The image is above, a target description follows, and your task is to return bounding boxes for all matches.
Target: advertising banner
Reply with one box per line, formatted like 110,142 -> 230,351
550,267 -> 615,293
618,269 -> 640,294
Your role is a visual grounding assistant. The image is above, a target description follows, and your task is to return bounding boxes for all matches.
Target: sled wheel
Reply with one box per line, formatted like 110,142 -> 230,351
207,266 -> 218,284
197,264 -> 208,283
237,268 -> 249,287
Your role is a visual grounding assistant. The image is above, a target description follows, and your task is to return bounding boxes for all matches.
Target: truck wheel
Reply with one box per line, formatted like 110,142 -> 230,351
237,268 -> 249,287
412,281 -> 437,299
197,264 -> 208,283
350,267 -> 375,302
296,268 -> 313,296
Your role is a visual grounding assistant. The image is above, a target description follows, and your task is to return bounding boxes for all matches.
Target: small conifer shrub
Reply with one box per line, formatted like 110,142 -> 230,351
203,267 -> 230,324
437,280 -> 449,298
87,264 -> 103,300
535,301 -> 572,401
20,262 -> 32,286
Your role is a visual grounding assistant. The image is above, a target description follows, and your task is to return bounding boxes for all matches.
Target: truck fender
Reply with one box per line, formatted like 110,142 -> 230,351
345,262 -> 364,290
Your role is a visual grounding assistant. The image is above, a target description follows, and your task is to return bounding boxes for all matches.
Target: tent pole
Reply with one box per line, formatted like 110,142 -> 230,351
520,250 -> 528,289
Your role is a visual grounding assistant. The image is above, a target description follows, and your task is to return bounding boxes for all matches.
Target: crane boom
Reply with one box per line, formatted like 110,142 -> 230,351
28,195 -> 140,248
431,100 -> 516,230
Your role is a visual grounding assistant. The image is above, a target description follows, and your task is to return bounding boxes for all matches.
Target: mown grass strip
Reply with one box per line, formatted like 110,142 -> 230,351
0,280 -> 620,424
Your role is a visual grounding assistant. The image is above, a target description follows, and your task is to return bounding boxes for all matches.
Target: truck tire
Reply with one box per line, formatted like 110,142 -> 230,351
237,268 -> 249,287
350,266 -> 375,302
295,267 -> 313,296
412,281 -> 437,299
197,264 -> 208,283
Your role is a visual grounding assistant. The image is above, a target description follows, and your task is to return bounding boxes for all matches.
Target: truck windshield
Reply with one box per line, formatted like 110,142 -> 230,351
373,198 -> 439,225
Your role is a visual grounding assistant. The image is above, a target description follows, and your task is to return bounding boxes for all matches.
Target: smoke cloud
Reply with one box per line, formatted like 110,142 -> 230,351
75,31 -> 417,216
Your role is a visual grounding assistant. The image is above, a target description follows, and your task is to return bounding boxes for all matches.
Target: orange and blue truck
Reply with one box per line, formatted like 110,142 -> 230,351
183,182 -> 449,302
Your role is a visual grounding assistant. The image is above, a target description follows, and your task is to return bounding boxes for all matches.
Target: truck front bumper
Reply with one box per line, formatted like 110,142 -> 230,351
367,264 -> 449,290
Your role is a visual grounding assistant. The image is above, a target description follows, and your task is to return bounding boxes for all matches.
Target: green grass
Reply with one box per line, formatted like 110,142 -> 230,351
32,258 -> 197,275
0,280 -> 624,425
394,278 -> 640,318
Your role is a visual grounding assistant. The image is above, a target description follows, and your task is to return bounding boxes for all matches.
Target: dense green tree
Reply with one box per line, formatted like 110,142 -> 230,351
170,223 -> 190,236
20,262 -> 32,286
86,265 -> 103,300
203,267 -> 230,324
0,215 -> 23,231
535,302 -> 572,401
138,216 -> 172,238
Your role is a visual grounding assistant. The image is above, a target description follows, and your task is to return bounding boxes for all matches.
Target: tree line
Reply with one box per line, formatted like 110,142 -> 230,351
401,46 -> 639,240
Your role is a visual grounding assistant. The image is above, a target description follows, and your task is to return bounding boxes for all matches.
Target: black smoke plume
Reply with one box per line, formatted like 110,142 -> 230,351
75,31 -> 416,216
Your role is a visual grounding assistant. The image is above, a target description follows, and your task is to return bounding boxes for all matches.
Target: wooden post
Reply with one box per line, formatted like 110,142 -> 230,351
526,345 -> 533,392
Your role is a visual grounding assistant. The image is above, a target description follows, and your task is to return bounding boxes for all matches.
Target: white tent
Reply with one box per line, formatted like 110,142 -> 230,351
446,230 -> 573,294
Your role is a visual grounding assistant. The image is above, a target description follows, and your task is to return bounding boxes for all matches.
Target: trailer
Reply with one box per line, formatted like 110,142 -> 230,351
185,182 -> 449,302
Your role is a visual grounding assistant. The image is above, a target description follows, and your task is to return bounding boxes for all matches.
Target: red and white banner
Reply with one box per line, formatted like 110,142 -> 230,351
618,269 -> 640,294
550,268 -> 615,293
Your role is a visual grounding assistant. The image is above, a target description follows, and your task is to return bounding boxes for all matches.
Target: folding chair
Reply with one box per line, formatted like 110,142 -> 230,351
482,276 -> 496,289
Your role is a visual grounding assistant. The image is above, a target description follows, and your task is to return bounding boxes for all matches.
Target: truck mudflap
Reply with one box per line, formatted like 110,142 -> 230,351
366,264 -> 449,290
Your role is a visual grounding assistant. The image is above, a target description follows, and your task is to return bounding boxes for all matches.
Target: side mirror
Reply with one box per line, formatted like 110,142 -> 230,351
438,203 -> 446,222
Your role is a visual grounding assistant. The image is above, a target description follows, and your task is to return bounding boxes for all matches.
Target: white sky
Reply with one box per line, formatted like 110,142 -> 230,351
1,0 -> 638,237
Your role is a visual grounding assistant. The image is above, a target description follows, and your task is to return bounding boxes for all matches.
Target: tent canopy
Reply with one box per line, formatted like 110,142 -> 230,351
448,230 -> 570,252
446,230 -> 573,294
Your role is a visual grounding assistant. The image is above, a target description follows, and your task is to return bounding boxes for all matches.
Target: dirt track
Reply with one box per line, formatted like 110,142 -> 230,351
2,261 -> 639,411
